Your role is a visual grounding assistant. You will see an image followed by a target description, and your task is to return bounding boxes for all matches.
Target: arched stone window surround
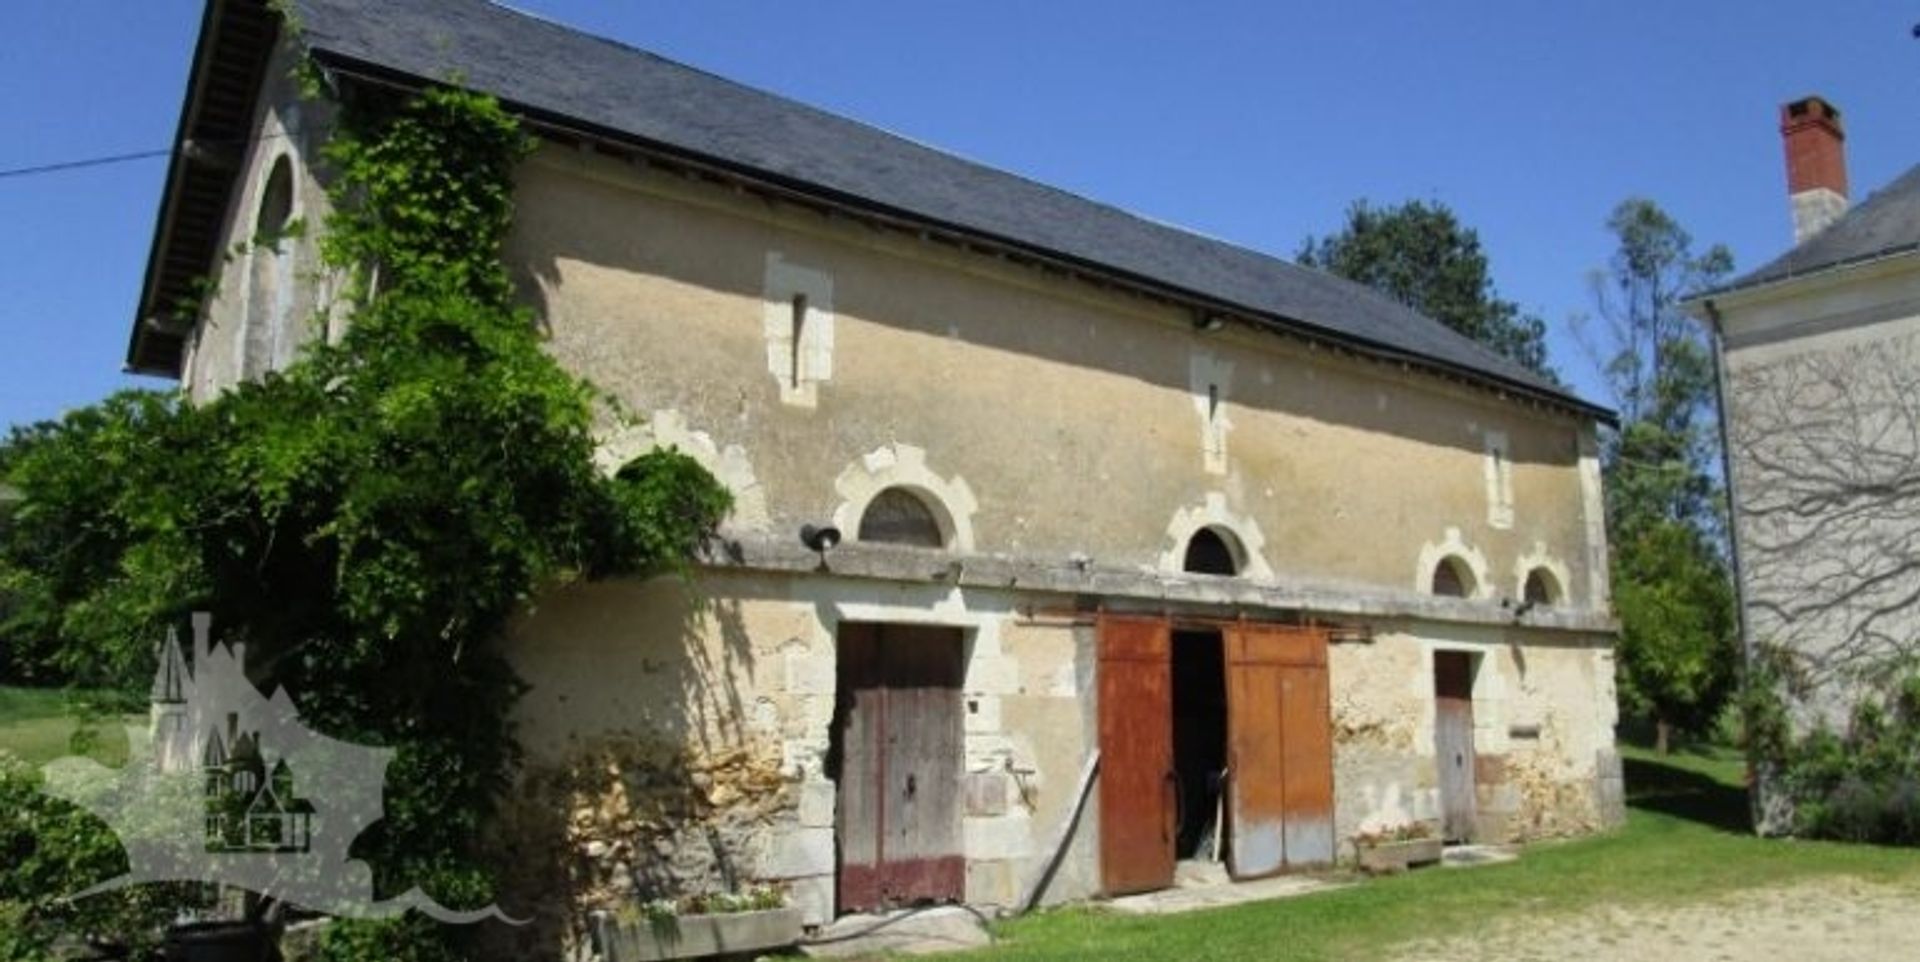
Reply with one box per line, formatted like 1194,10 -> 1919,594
1158,493 -> 1272,579
1415,527 -> 1490,600
593,409 -> 771,532
832,443 -> 977,553
1514,544 -> 1572,607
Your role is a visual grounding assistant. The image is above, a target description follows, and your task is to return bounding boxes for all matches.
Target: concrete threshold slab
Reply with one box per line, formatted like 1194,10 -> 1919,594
1105,872 -> 1348,916
801,905 -> 993,958
1440,844 -> 1520,868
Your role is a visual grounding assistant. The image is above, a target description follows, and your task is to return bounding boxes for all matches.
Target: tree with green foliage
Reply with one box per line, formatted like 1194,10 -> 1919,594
1612,519 -> 1738,750
0,86 -> 729,959
1585,197 -> 1739,753
1298,198 -> 1556,378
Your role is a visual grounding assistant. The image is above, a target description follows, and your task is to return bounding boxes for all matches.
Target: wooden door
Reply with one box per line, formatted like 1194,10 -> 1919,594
1434,650 -> 1477,843
835,623 -> 965,913
1223,625 -> 1334,878
1097,615 -> 1175,895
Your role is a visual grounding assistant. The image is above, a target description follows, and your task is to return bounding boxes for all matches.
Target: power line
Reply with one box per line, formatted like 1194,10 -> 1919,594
0,131 -> 300,182
0,148 -> 173,181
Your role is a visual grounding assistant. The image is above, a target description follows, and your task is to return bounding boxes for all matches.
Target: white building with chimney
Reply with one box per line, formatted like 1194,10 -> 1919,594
1688,96 -> 1920,824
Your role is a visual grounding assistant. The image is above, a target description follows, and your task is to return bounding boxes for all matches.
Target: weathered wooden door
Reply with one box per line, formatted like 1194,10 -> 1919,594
1098,615 -> 1175,895
1223,625 -> 1334,879
1434,650 -> 1478,843
835,623 -> 966,913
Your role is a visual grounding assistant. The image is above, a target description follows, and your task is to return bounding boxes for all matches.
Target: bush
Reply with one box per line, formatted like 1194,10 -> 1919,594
1757,663 -> 1920,845
308,916 -> 463,962
0,758 -> 185,960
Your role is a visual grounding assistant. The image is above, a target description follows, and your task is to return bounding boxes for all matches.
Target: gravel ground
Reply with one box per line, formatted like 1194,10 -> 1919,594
1389,879 -> 1920,962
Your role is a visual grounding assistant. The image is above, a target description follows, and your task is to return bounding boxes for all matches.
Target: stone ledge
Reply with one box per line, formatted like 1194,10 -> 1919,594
595,906 -> 803,962
701,535 -> 1617,635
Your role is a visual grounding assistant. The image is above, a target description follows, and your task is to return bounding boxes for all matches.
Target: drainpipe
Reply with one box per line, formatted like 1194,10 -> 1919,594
1701,304 -> 1753,670
1700,299 -> 1763,831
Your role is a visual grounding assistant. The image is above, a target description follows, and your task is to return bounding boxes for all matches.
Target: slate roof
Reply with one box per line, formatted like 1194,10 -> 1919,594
1704,162 -> 1920,298
140,0 -> 1607,418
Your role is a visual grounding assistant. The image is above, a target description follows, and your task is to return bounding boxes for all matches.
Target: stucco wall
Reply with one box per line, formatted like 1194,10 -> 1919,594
505,147 -> 1604,612
1719,260 -> 1920,726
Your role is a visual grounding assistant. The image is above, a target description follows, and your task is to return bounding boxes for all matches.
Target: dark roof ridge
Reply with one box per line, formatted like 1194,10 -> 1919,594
445,4 -> 1309,288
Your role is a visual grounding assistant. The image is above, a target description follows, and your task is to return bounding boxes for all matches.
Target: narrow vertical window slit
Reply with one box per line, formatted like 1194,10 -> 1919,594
790,293 -> 808,389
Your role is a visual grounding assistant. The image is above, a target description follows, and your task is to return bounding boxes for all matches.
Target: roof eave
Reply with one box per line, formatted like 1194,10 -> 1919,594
125,0 -> 227,378
127,0 -> 282,380
1688,243 -> 1920,311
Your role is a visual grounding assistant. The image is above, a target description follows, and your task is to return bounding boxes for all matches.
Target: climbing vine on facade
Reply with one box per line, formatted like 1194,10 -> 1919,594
0,85 -> 729,959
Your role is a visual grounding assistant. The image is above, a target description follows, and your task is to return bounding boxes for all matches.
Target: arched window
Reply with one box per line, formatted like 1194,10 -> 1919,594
243,157 -> 296,377
1523,568 -> 1561,607
1431,556 -> 1476,598
257,157 -> 293,238
1183,526 -> 1240,576
857,487 -> 945,548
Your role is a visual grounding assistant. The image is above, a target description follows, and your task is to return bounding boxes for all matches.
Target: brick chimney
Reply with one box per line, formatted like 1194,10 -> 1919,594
1781,96 -> 1849,244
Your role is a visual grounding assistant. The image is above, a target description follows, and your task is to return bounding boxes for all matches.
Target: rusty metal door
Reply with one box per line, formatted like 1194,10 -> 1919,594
1098,615 -> 1175,896
1223,625 -> 1334,879
1434,650 -> 1478,843
835,623 -> 965,913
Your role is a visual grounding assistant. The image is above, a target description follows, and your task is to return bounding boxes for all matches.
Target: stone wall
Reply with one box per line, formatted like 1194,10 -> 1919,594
498,570 -> 1101,944
499,566 -> 1618,959
1329,621 -> 1620,854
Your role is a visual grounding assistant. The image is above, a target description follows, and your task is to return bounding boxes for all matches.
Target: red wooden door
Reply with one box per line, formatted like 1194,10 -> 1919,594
1098,615 -> 1175,895
1434,650 -> 1478,842
1278,658 -> 1334,867
836,623 -> 965,912
1223,625 -> 1334,878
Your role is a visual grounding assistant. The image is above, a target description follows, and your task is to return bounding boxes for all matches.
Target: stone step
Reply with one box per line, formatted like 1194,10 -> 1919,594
800,905 -> 992,958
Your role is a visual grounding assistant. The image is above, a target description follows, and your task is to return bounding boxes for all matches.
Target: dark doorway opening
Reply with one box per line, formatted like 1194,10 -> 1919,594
1171,628 -> 1229,860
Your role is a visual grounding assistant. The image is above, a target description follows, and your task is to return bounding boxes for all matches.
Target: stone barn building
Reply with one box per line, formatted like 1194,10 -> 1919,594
129,0 -> 1623,948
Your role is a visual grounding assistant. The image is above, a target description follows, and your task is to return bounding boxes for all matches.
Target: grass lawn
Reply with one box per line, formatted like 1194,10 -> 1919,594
963,742 -> 1920,961
0,685 -> 143,769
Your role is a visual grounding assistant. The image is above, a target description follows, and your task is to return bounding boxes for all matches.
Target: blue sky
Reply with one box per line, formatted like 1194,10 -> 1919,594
2,1 -> 1915,430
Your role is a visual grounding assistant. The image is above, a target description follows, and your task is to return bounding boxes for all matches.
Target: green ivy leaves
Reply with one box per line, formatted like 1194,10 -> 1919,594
0,85 -> 729,954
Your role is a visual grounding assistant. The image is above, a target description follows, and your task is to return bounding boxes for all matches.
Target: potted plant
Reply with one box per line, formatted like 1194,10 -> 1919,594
594,885 -> 800,962
1352,821 -> 1443,874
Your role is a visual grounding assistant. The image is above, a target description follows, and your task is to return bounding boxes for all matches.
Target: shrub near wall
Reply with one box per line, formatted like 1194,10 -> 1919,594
1786,680 -> 1920,844
1744,648 -> 1920,844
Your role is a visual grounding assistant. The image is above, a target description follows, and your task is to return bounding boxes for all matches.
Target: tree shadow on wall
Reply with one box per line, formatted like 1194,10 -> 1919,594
482,577 -> 783,961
